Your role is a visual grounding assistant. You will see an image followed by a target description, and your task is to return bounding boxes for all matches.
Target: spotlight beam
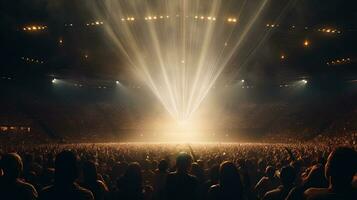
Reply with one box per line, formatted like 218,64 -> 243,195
92,0 -> 269,122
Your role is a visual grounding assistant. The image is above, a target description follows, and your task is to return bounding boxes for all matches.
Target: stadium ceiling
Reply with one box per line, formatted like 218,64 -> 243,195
0,0 -> 356,84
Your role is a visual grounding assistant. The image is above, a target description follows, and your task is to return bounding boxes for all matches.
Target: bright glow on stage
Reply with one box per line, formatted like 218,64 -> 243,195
91,0 -> 268,122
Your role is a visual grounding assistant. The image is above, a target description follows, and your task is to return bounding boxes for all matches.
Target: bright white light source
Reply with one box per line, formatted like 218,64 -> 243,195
241,79 -> 245,83
52,78 -> 57,83
116,80 -> 120,84
302,79 -> 308,84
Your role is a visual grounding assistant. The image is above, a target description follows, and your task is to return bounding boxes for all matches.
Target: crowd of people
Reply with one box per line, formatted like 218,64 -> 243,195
0,142 -> 356,200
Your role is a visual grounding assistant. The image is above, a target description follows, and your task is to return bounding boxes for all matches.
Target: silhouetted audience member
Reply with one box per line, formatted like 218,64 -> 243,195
0,153 -> 38,200
114,162 -> 145,200
255,166 -> 280,199
208,161 -> 243,200
166,152 -> 198,200
263,165 -> 296,200
39,150 -> 94,200
304,147 -> 357,200
192,162 -> 206,200
286,164 -> 328,200
203,164 -> 219,198
81,160 -> 109,200
153,159 -> 169,200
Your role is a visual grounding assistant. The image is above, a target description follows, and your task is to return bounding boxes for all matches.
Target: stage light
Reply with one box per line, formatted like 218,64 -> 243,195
303,40 -> 310,47
302,79 -> 308,84
281,54 -> 285,59
241,79 -> 245,83
52,78 -> 57,83
116,80 -> 120,84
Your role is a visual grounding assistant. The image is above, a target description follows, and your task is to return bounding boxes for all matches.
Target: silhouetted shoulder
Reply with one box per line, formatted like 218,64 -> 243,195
207,184 -> 221,199
40,184 -> 94,200
18,179 -> 38,199
263,186 -> 283,200
304,187 -> 357,200
0,178 -> 38,200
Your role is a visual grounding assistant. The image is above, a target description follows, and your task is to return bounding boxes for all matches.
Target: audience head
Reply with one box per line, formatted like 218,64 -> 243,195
54,150 -> 78,185
82,160 -> 98,183
219,161 -> 242,191
123,162 -> 143,188
325,147 -> 357,188
158,159 -> 169,172
279,165 -> 296,187
0,153 -> 23,180
209,164 -> 220,183
175,152 -> 193,173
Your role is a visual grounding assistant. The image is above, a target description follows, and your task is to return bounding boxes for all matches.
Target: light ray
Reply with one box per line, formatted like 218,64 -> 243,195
91,0 -> 269,122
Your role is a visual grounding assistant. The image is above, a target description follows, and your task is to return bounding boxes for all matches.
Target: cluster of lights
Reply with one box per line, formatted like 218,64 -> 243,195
279,84 -> 290,88
21,57 -> 44,64
122,17 -> 136,21
1,76 -> 12,80
73,83 -> 83,87
227,18 -> 237,23
326,57 -> 351,66
194,16 -> 217,21
0,126 -> 31,133
23,25 -> 47,31
40,20 -> 344,36
279,79 -> 308,87
45,77 -> 315,89
144,16 -> 169,20
266,23 -> 279,28
86,21 -> 104,26
318,28 -> 341,34
241,85 -> 254,89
